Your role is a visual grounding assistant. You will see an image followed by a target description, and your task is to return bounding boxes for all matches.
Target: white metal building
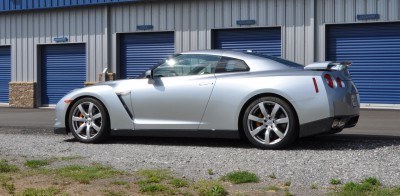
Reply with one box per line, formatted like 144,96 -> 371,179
0,0 -> 399,107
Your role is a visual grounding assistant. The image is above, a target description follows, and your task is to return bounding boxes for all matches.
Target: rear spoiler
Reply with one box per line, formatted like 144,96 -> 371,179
304,61 -> 351,71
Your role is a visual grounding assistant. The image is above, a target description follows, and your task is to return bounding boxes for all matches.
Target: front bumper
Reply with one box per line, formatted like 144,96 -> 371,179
299,115 -> 359,137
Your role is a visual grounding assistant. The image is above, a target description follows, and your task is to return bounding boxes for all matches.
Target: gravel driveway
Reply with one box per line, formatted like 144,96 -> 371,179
1,127 -> 399,188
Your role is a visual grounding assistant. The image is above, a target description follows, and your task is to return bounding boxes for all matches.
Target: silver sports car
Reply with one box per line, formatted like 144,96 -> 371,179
54,50 -> 360,149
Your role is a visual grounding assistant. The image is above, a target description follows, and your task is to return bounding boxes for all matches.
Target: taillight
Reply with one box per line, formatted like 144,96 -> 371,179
324,74 -> 334,88
336,77 -> 343,88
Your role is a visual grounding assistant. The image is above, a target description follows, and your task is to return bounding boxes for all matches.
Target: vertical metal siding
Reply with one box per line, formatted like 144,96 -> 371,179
0,6 -> 107,83
1,0 -> 398,92
326,23 -> 400,104
119,32 -> 175,79
213,28 -> 282,57
41,44 -> 86,105
109,0 -> 316,73
0,46 -> 10,103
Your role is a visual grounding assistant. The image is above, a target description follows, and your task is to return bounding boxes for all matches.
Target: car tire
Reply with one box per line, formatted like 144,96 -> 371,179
68,98 -> 110,143
242,96 -> 298,149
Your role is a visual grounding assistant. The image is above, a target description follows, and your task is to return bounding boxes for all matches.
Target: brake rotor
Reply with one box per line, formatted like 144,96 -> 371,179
255,112 -> 263,127
79,113 -> 84,126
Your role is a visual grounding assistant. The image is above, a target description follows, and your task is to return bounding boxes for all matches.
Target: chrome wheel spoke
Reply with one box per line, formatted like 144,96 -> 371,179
251,125 -> 266,136
88,103 -> 94,116
75,124 -> 86,134
258,103 -> 268,117
264,127 -> 271,144
272,125 -> 285,139
78,105 -> 88,117
270,104 -> 280,118
275,117 -> 288,124
248,114 -> 263,123
92,123 -> 101,132
86,125 -> 91,139
72,116 -> 85,122
93,113 -> 102,120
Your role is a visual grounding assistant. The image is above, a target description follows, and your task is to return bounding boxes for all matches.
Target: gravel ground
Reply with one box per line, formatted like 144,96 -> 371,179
1,127 -> 399,189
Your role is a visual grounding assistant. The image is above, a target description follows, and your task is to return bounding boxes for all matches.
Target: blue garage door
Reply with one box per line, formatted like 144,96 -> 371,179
213,28 -> 282,57
120,32 -> 175,79
0,47 -> 11,103
41,44 -> 86,105
327,23 -> 400,104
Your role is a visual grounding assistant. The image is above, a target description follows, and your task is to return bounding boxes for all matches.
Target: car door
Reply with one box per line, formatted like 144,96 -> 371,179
130,54 -> 221,130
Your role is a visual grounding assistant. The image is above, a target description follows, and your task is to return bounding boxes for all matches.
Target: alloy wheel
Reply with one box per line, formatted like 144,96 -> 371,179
246,101 -> 290,145
71,102 -> 103,140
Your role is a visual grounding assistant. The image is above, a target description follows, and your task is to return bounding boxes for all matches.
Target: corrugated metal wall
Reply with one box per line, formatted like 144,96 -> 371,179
316,0 -> 400,61
0,0 -> 399,83
109,0 -> 315,73
0,6 -> 108,82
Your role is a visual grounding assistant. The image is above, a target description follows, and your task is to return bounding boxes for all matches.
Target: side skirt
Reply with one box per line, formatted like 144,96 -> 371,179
110,129 -> 240,139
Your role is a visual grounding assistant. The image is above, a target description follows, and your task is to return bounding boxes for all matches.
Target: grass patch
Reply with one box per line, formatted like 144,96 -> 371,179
59,156 -> 84,161
221,171 -> 259,184
111,180 -> 129,186
102,189 -> 126,196
194,180 -> 228,196
2,181 -> 15,194
284,181 -> 291,187
310,183 -> 318,189
333,177 -> 399,196
139,183 -> 169,193
22,187 -> 61,196
268,172 -> 276,179
0,160 -> 19,173
265,185 -> 280,192
110,180 -> 130,189
0,174 -> 15,194
284,188 -> 293,196
56,164 -> 123,184
170,178 -> 189,188
136,169 -> 175,194
25,159 -> 50,168
330,178 -> 342,185
207,169 -> 214,175
137,169 -> 171,181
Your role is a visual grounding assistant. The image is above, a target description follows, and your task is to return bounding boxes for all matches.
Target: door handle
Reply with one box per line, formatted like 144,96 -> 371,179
199,82 -> 213,86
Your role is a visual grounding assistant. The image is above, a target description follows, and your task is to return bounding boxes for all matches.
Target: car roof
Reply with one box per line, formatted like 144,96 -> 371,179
181,50 -> 261,60
180,50 -> 292,71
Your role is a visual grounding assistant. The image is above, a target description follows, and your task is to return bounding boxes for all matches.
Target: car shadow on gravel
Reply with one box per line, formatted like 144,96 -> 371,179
65,137 -> 255,148
64,133 -> 400,150
289,134 -> 400,150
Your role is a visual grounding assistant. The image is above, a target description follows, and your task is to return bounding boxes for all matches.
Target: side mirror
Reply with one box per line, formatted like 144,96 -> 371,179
145,69 -> 153,79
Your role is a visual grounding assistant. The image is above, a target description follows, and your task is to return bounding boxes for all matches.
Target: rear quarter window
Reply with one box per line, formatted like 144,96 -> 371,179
215,57 -> 250,73
247,53 -> 304,69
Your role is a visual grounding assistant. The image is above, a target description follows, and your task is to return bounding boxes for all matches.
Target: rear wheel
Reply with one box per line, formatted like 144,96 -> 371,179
69,98 -> 110,143
243,97 -> 298,149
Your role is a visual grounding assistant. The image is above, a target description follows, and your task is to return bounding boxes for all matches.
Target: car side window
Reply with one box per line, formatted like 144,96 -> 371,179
153,54 -> 221,77
215,57 -> 250,73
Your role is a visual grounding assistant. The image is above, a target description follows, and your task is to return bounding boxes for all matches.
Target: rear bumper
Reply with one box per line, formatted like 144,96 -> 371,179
54,127 -> 68,134
299,115 -> 359,137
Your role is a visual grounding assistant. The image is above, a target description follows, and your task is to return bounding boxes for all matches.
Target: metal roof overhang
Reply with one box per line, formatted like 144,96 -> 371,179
0,0 -> 152,13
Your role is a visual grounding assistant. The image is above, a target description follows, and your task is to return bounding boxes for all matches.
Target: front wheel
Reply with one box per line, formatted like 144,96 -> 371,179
243,97 -> 298,149
68,98 -> 110,143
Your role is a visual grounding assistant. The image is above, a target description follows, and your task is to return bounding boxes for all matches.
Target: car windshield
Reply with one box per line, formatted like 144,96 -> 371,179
245,52 -> 304,69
